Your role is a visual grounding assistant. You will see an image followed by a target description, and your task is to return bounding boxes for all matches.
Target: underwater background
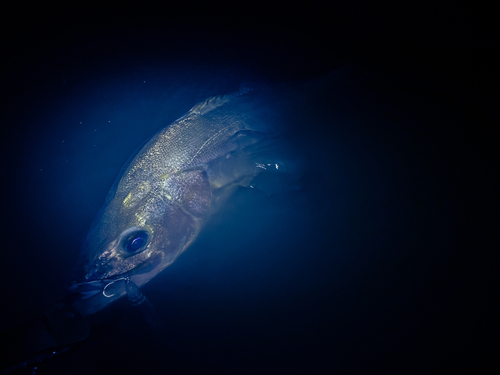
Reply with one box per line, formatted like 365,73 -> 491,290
0,2 -> 493,374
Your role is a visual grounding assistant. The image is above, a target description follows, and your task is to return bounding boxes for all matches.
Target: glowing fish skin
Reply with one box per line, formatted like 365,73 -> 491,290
70,90 -> 278,315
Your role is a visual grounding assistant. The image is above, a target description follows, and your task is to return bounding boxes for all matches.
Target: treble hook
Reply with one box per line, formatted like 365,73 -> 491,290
102,276 -> 129,298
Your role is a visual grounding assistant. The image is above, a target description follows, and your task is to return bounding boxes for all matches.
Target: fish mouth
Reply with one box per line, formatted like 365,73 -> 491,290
83,263 -> 112,281
69,272 -> 133,300
78,251 -> 162,285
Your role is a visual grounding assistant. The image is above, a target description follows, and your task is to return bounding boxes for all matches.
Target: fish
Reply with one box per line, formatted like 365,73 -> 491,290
68,89 -> 295,316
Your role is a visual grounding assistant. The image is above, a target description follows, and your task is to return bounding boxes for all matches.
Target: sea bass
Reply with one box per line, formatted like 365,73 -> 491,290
69,89 -> 287,315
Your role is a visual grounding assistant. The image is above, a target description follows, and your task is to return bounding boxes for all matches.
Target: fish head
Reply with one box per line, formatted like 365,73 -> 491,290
71,165 -> 211,315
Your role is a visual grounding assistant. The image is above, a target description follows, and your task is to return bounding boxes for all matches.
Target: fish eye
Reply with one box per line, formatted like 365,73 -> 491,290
124,231 -> 149,253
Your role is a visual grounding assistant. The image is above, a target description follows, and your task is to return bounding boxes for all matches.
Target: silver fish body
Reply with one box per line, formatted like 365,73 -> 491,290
70,90 -> 280,315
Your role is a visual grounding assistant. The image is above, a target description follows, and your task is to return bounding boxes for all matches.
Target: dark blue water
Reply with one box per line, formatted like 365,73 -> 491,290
0,3 -> 493,374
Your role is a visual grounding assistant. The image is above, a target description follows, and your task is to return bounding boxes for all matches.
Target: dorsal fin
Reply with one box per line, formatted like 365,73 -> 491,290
186,86 -> 252,117
187,95 -> 231,116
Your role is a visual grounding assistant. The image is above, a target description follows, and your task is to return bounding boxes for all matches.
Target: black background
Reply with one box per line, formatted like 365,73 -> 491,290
0,2 -> 495,374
